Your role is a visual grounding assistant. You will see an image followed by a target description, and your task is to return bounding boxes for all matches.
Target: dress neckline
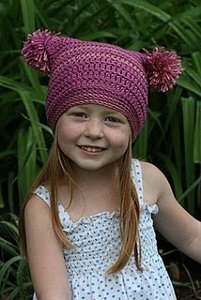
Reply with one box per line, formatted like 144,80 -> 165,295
58,201 -> 120,225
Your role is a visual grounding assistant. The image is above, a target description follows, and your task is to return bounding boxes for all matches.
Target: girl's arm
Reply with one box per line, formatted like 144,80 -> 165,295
24,195 -> 71,300
143,162 -> 201,263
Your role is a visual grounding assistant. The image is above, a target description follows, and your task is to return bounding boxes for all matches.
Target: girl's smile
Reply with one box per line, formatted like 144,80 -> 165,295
78,145 -> 107,153
56,104 -> 131,172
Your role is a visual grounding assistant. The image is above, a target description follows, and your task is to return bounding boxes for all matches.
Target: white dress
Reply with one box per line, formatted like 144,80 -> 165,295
33,159 -> 177,299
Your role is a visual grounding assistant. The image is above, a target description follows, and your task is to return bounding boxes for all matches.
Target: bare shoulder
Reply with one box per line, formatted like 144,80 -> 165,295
24,193 -> 58,251
24,194 -> 53,246
140,160 -> 172,189
24,193 -> 51,223
139,160 -> 169,205
140,160 -> 164,179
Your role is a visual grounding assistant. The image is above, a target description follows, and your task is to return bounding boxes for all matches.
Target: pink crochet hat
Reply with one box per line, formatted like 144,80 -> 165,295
21,29 -> 182,138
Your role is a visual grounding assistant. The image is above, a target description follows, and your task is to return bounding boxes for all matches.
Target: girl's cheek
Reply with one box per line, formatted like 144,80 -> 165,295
57,121 -> 80,138
110,133 -> 130,149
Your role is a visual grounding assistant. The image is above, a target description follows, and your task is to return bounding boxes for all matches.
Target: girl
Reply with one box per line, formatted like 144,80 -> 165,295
19,29 -> 201,300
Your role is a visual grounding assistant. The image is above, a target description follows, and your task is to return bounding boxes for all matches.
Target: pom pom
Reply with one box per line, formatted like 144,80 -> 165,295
21,29 -> 59,75
145,47 -> 183,92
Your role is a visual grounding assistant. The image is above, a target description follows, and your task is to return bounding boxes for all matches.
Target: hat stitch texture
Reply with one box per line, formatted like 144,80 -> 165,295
21,29 -> 183,139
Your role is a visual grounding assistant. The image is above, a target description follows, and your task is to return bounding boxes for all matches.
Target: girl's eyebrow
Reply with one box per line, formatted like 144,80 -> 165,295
71,105 -> 92,112
71,106 -> 87,110
71,105 -> 124,118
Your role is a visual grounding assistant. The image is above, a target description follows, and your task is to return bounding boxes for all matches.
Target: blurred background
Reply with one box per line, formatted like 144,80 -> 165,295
0,0 -> 200,299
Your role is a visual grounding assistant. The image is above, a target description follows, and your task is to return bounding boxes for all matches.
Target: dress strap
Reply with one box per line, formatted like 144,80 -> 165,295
131,159 -> 144,206
34,185 -> 51,207
33,185 -> 72,225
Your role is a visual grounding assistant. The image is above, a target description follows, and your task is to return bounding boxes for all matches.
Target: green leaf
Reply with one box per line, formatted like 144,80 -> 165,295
192,52 -> 201,81
113,0 -> 171,22
182,63 -> 201,89
80,31 -> 117,40
20,0 -> 35,34
158,154 -> 183,202
193,101 -> 201,163
17,127 -> 37,201
0,237 -> 19,256
133,121 -> 148,159
177,77 -> 201,97
106,2 -> 136,29
19,90 -> 48,163
0,256 -> 23,291
169,20 -> 198,49
0,181 -> 4,209
181,97 -> 195,213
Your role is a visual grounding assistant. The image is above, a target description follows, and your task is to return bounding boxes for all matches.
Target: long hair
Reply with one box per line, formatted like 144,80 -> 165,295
19,137 -> 141,273
107,139 -> 141,274
19,138 -> 76,255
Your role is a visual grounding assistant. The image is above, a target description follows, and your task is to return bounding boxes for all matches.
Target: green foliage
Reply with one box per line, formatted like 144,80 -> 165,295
0,0 -> 201,298
0,214 -> 33,299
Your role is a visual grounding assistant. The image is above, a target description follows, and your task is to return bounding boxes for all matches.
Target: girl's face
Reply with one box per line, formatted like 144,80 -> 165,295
56,104 -> 131,172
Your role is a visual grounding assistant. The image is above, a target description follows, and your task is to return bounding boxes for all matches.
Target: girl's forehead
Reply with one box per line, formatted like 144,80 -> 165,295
68,104 -> 124,115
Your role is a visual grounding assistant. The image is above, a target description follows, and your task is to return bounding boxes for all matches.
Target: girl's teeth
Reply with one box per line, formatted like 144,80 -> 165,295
81,146 -> 102,152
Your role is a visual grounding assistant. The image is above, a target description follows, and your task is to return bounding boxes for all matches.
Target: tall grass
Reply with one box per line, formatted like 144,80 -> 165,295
0,214 -> 33,299
0,0 -> 201,298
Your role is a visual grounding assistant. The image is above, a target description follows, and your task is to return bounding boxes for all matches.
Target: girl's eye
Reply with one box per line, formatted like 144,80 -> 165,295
105,116 -> 121,123
72,112 -> 87,118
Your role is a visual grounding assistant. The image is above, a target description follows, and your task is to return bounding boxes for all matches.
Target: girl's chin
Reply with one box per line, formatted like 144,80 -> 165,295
70,160 -> 116,173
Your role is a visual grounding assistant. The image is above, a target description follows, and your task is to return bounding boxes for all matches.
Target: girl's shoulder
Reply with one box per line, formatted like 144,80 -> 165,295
24,190 -> 52,238
25,185 -> 51,214
24,186 -> 51,222
33,185 -> 51,206
136,160 -> 169,205
136,159 -> 164,178
134,159 -> 164,181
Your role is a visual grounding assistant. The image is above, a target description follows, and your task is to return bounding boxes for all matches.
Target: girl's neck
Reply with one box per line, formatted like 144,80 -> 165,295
58,162 -> 120,220
70,161 -> 118,190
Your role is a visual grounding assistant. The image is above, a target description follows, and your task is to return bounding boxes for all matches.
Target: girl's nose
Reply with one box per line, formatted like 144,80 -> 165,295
84,119 -> 104,139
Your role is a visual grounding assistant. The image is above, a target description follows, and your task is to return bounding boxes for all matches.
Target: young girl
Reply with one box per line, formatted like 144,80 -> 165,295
20,29 -> 201,300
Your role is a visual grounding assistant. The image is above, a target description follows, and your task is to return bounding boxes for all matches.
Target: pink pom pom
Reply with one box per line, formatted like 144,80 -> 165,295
21,29 -> 59,75
145,47 -> 183,92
